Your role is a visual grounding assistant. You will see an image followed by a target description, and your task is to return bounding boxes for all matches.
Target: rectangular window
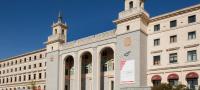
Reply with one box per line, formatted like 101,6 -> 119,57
19,67 -> 21,71
170,35 -> 177,43
153,55 -> 160,65
19,76 -> 21,82
24,66 -> 26,70
126,25 -> 130,31
40,54 -> 42,58
39,73 -> 42,79
29,65 -> 31,69
154,24 -> 160,31
28,75 -> 31,80
154,39 -> 160,46
34,56 -> 37,60
169,53 -> 177,63
170,20 -> 177,28
24,75 -> 26,81
24,58 -> 26,62
188,15 -> 196,23
33,74 -> 36,80
29,57 -> 32,61
14,77 -> 17,82
45,72 -> 46,78
188,31 -> 196,40
188,50 -> 197,62
39,63 -> 42,67
34,64 -> 36,68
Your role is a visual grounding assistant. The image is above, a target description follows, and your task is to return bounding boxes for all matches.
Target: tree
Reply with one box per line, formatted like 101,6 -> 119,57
151,83 -> 186,90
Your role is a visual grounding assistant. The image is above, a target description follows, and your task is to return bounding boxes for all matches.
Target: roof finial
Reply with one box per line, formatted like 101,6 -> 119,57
58,11 -> 63,23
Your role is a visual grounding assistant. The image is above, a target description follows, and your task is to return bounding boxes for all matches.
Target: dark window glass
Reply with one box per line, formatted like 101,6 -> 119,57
39,63 -> 42,67
40,54 -> 42,58
187,78 -> 198,90
62,29 -> 65,35
188,15 -> 196,23
129,1 -> 133,9
170,35 -> 177,43
29,65 -> 31,69
39,73 -> 42,79
169,79 -> 178,86
170,20 -> 177,28
188,50 -> 197,62
188,31 -> 196,40
153,55 -> 160,65
154,39 -> 160,46
152,80 -> 161,86
33,74 -> 36,79
126,25 -> 130,31
169,53 -> 177,63
24,75 -> 26,81
34,56 -> 37,60
154,24 -> 160,31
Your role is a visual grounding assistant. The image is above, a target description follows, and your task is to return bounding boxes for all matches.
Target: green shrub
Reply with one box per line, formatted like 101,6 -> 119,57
151,83 -> 186,90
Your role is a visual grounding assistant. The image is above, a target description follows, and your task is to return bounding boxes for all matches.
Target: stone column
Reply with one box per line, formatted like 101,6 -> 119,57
96,48 -> 101,90
59,54 -> 65,90
77,52 -> 81,90
92,48 -> 97,90
73,52 -> 79,90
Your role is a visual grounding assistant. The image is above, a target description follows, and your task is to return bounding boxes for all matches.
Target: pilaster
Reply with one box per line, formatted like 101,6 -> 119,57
92,48 -> 97,90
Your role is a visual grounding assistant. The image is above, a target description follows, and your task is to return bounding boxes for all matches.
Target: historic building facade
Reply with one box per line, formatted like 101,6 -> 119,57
0,0 -> 200,90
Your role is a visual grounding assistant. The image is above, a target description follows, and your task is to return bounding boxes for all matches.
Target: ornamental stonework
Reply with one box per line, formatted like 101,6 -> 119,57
124,37 -> 132,47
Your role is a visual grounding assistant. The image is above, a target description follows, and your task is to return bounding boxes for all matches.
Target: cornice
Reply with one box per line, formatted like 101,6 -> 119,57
0,80 -> 46,86
184,44 -> 200,49
0,49 -> 46,62
150,3 -> 200,22
45,39 -> 65,45
113,12 -> 150,24
148,64 -> 200,71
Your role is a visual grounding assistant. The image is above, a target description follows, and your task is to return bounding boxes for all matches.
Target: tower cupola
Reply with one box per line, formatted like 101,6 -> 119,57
45,12 -> 68,52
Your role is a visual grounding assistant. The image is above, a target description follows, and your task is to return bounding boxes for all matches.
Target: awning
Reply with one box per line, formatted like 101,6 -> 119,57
168,74 -> 179,80
152,75 -> 162,81
186,72 -> 199,79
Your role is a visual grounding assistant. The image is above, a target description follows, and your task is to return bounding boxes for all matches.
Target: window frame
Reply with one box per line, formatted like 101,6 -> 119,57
170,35 -> 177,43
154,39 -> 160,46
153,55 -> 161,65
188,31 -> 196,40
187,50 -> 197,62
154,24 -> 160,31
188,15 -> 196,23
169,53 -> 178,64
170,20 -> 177,28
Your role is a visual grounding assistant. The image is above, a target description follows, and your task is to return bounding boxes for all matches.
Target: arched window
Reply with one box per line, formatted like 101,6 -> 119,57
55,29 -> 57,34
129,1 -> 133,9
186,72 -> 199,90
62,29 -> 65,35
151,75 -> 162,86
168,74 -> 179,86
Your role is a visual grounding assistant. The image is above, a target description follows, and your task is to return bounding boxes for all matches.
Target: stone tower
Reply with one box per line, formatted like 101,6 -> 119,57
114,0 -> 150,89
45,12 -> 68,52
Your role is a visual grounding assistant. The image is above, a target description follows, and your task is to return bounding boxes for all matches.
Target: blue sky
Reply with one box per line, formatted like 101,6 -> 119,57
0,0 -> 200,59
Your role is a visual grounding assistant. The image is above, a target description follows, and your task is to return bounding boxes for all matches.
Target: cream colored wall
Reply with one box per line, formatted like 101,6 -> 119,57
147,8 -> 200,86
116,18 -> 142,35
0,51 -> 47,90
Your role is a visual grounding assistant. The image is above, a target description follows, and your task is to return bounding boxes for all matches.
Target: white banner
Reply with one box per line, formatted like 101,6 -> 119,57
120,59 -> 135,84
